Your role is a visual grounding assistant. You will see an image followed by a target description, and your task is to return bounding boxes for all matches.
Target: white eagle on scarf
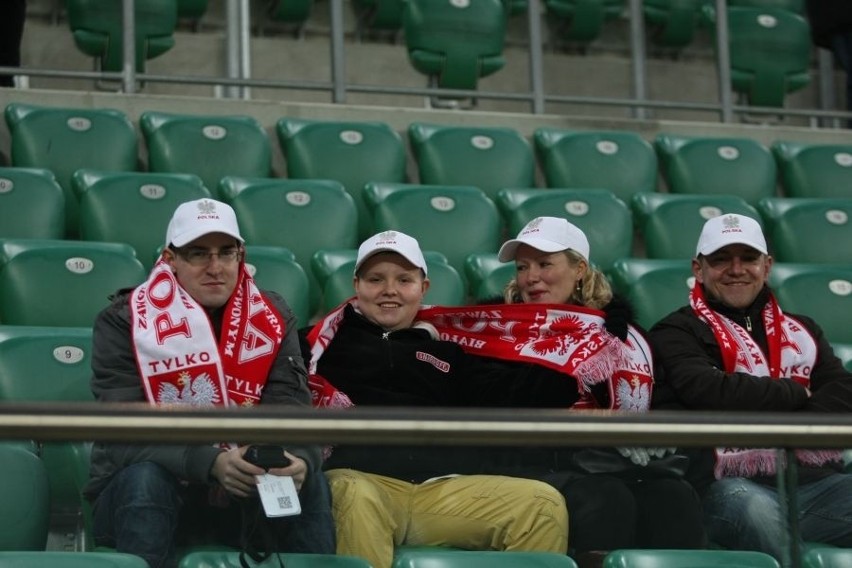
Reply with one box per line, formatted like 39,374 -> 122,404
158,371 -> 221,406
615,375 -> 650,412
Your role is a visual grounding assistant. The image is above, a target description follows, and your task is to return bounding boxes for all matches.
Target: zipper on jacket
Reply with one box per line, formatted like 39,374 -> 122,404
382,331 -> 394,368
744,316 -> 752,333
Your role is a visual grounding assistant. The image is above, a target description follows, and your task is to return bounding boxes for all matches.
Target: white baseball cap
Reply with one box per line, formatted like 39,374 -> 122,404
498,216 -> 590,263
166,198 -> 244,248
355,230 -> 428,276
695,213 -> 767,256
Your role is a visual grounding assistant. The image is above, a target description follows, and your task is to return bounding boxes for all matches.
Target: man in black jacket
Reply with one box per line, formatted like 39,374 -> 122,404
649,213 -> 852,560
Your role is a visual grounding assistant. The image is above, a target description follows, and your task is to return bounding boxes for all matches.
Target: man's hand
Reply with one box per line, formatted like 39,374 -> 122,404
267,451 -> 307,490
210,447 -> 266,497
617,447 -> 677,466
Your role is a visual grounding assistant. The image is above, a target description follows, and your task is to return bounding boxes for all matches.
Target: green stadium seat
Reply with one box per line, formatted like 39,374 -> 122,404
496,188 -> 632,273
654,134 -> 777,205
602,548 -> 780,568
704,5 -> 811,108
219,176 -> 359,315
66,0 -> 178,73
243,246 -> 311,326
177,0 -> 209,21
0,551 -> 149,567
73,170 -> 212,268
544,0 -> 625,45
756,197 -> 852,264
802,547 -> 852,568
643,0 -> 708,49
363,183 -> 502,286
393,549 -> 579,568
4,103 -> 138,237
609,258 -> 695,330
179,551 -> 372,568
403,0 -> 507,93
268,0 -> 313,29
831,344 -> 852,373
276,118 -> 407,239
631,193 -> 761,259
0,444 -> 50,551
352,0 -> 405,33
771,141 -> 852,199
140,111 -> 271,199
408,123 -> 535,201
0,239 -> 146,327
729,0 -> 803,13
464,252 -> 515,303
534,129 -> 658,204
0,167 -> 65,239
769,263 -> 852,345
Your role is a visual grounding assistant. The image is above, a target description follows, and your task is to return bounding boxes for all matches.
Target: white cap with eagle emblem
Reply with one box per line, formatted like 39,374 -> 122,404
498,216 -> 590,263
166,199 -> 244,248
695,213 -> 767,257
355,230 -> 428,276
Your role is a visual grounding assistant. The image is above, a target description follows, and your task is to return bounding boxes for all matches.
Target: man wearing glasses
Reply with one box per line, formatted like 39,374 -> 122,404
85,199 -> 335,567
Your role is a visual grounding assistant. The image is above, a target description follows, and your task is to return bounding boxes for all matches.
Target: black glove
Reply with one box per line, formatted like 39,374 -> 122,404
602,294 -> 634,341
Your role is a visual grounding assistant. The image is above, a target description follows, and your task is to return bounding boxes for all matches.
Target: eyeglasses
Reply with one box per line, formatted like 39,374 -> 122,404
175,247 -> 242,267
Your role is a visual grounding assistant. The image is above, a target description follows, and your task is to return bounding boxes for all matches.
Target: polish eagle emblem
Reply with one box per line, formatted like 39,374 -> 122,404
158,371 -> 221,406
615,375 -> 650,412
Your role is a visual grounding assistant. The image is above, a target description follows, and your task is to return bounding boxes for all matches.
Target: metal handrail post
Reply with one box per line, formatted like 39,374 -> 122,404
330,0 -> 347,103
239,0 -> 252,99
225,0 -> 241,98
527,0 -> 546,114
628,0 -> 648,120
714,0 -> 733,122
121,0 -> 137,94
817,48 -> 839,128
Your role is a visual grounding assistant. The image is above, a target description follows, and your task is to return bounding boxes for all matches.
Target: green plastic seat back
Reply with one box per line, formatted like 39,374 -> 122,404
66,0 -> 178,72
74,170 -> 211,269
0,239 -> 146,327
268,0 -> 313,23
535,129 -> 658,203
177,0 -> 209,19
0,445 -> 50,551
655,134 -> 777,205
0,551 -> 150,567
0,167 -> 65,239
632,192 -> 761,259
601,548 -> 781,568
544,0 -> 625,43
609,258 -> 695,330
243,246 -> 311,326
643,0 -> 706,49
178,551 -> 372,568
464,252 -> 515,302
363,183 -> 502,286
393,549 -> 579,568
219,176 -> 359,315
831,344 -> 852,373
757,197 -> 852,264
4,103 -> 138,237
728,0 -> 803,14
769,263 -> 852,344
141,111 -> 271,199
312,249 -> 360,291
717,6 -> 811,107
403,0 -> 507,90
409,123 -> 535,201
276,119 -> 407,239
352,0 -> 406,30
772,141 -> 852,199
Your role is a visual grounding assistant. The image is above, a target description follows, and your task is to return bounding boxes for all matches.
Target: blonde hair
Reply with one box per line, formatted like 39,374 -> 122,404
503,249 -> 613,309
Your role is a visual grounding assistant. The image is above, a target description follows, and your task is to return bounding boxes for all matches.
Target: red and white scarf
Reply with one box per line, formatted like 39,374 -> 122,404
131,259 -> 284,415
690,283 -> 840,478
307,299 -> 654,411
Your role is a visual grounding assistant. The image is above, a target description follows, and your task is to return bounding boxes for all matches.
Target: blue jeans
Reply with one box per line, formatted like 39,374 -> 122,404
702,473 -> 852,561
92,461 -> 336,568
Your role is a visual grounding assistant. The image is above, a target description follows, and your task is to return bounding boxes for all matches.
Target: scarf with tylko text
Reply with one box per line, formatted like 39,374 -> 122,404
306,299 -> 655,412
131,259 -> 285,418
690,283 -> 840,479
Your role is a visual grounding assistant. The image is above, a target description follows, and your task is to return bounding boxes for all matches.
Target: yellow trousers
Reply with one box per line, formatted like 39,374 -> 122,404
326,468 -> 569,568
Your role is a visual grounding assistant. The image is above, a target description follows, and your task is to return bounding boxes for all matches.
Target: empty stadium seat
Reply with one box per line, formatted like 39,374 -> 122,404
268,0 -> 313,27
276,118 -> 407,239
0,444 -> 50,551
219,176 -> 359,314
602,548 -> 781,568
631,192 -> 761,259
756,197 -> 852,264
496,188 -> 632,273
704,5 -> 811,108
140,111 -> 271,198
352,0 -> 405,33
534,128 -> 658,203
362,183 -> 502,285
464,252 -> 515,302
769,263 -> 852,345
643,0 -> 707,49
0,551 -> 149,567
73,169 -> 212,268
408,123 -> 535,201
393,548 -> 579,568
403,0 -> 507,95
771,141 -> 852,199
609,258 -> 695,330
728,0 -> 803,14
832,344 -> 852,372
66,0 -> 178,73
179,551 -> 372,568
4,103 -> 138,237
654,133 -> 777,205
0,167 -> 65,239
545,0 -> 625,46
802,547 -> 852,568
0,239 -> 146,327
243,245 -> 311,325
177,0 -> 209,21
